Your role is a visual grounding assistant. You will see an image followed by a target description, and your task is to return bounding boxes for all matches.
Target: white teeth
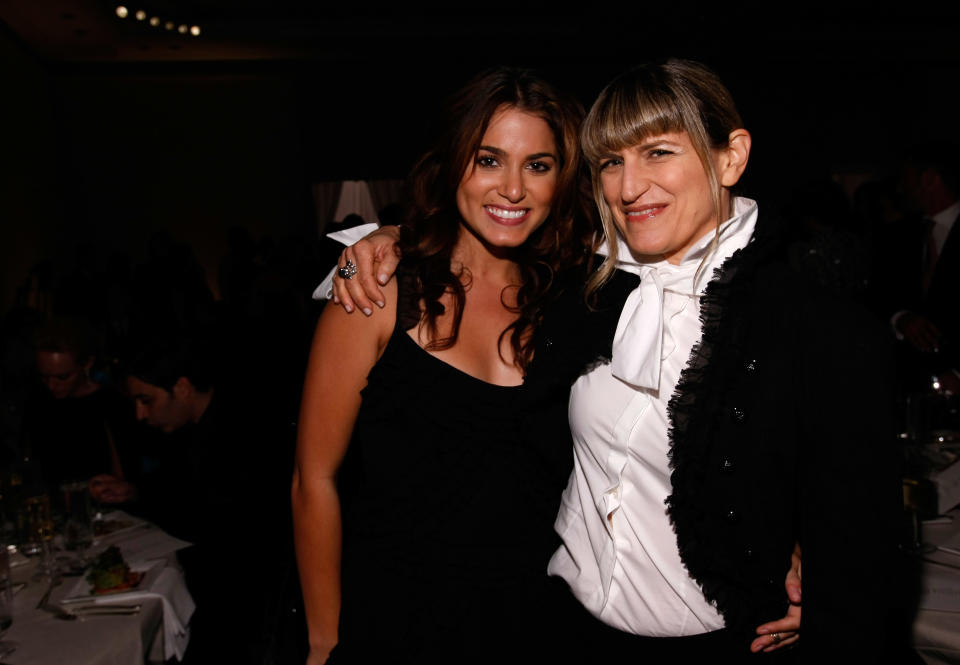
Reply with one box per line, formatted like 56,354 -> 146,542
626,207 -> 660,218
485,206 -> 526,219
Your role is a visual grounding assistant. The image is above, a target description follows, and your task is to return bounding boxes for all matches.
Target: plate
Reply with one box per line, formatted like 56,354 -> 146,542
61,561 -> 163,604
91,513 -> 147,539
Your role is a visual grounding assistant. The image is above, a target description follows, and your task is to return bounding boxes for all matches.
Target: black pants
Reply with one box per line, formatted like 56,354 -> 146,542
329,576 -> 799,664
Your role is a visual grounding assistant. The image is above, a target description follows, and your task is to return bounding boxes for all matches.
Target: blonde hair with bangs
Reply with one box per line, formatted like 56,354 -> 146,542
582,59 -> 743,296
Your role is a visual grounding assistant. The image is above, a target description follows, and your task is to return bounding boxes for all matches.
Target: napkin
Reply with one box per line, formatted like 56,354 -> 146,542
312,222 -> 380,300
89,564 -> 196,660
918,561 -> 960,612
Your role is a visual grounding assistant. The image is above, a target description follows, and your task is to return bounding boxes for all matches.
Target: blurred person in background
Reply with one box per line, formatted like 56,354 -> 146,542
22,316 -> 139,507
874,141 -> 960,393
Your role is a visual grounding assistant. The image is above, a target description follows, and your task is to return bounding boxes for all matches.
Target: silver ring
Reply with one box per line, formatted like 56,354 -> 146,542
769,632 -> 782,644
337,260 -> 357,280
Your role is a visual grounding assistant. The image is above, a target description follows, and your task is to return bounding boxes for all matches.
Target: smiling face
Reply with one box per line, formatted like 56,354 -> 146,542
455,106 -> 559,252
599,131 -> 730,264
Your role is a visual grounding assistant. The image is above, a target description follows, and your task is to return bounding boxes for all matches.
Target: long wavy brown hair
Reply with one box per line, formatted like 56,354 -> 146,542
398,67 -> 595,373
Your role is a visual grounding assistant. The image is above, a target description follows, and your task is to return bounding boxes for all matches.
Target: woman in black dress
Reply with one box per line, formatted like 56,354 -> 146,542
292,68 -> 593,664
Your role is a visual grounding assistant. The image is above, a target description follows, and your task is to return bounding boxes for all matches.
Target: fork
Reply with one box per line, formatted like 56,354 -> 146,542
41,603 -> 141,620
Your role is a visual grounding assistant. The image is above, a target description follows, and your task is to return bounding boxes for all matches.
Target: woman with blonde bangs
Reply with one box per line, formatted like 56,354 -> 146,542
544,60 -> 901,661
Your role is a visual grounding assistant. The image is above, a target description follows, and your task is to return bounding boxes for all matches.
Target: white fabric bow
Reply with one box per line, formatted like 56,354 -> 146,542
610,267 -> 663,390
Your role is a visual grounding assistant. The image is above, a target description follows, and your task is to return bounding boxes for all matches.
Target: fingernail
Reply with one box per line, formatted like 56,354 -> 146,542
375,301 -> 384,309
344,304 -> 353,313
362,308 -> 372,316
378,274 -> 388,284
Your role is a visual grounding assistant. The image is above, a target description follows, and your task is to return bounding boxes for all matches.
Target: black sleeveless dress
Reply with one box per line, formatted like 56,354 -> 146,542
330,267 -> 634,664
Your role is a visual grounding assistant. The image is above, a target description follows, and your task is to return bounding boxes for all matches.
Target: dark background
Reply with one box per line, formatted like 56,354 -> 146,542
2,1 -> 959,311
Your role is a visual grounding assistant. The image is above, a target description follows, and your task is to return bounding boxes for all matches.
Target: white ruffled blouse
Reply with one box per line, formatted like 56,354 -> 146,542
548,197 -> 759,636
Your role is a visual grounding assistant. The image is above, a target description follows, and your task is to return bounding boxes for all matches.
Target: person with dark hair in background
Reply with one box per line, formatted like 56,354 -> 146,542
875,141 -> 960,393
125,337 -> 285,664
22,316 -> 139,507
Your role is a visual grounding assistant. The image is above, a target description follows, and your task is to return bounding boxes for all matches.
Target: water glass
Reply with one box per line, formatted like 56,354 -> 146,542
61,481 -> 93,552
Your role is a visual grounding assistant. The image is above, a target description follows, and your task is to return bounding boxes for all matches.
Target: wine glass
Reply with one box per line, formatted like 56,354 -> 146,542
0,546 -> 17,657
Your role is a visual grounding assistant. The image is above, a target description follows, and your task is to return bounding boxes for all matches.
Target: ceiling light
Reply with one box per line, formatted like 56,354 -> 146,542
177,24 -> 188,34
135,9 -> 146,21
164,21 -> 174,30
149,16 -> 160,26
189,25 -> 200,36
115,6 -> 128,18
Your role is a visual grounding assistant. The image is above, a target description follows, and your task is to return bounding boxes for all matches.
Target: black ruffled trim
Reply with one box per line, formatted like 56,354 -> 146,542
663,218 -> 788,636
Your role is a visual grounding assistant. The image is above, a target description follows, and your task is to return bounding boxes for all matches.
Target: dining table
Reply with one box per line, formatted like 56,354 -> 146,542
914,509 -> 960,665
3,511 -> 194,665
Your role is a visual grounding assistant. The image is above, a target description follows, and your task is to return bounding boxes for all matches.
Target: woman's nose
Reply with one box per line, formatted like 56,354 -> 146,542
498,168 -> 525,203
620,163 -> 650,203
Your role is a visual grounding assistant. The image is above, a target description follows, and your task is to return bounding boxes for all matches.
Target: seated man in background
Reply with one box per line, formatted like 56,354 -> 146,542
23,316 -> 139,507
123,336 -> 290,665
874,141 -> 960,393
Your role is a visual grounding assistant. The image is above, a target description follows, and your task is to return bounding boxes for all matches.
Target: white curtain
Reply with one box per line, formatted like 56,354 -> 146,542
311,179 -> 404,236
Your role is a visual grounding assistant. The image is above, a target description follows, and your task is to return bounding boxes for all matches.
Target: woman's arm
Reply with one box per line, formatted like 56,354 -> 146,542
292,283 -> 395,664
331,225 -> 402,315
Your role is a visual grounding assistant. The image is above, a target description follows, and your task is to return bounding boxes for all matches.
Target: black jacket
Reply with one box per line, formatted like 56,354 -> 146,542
663,216 -> 903,660
543,217 -> 904,662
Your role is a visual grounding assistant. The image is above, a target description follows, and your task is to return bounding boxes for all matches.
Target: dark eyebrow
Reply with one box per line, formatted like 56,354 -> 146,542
479,146 -> 557,162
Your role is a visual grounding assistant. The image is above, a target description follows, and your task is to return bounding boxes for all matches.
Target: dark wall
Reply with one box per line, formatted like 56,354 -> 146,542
3,18 -> 960,312
53,71 -> 314,297
0,27 -> 63,310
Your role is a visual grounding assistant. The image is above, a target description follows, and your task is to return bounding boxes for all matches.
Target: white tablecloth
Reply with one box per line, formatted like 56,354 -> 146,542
4,512 -> 194,665
915,512 -> 960,665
